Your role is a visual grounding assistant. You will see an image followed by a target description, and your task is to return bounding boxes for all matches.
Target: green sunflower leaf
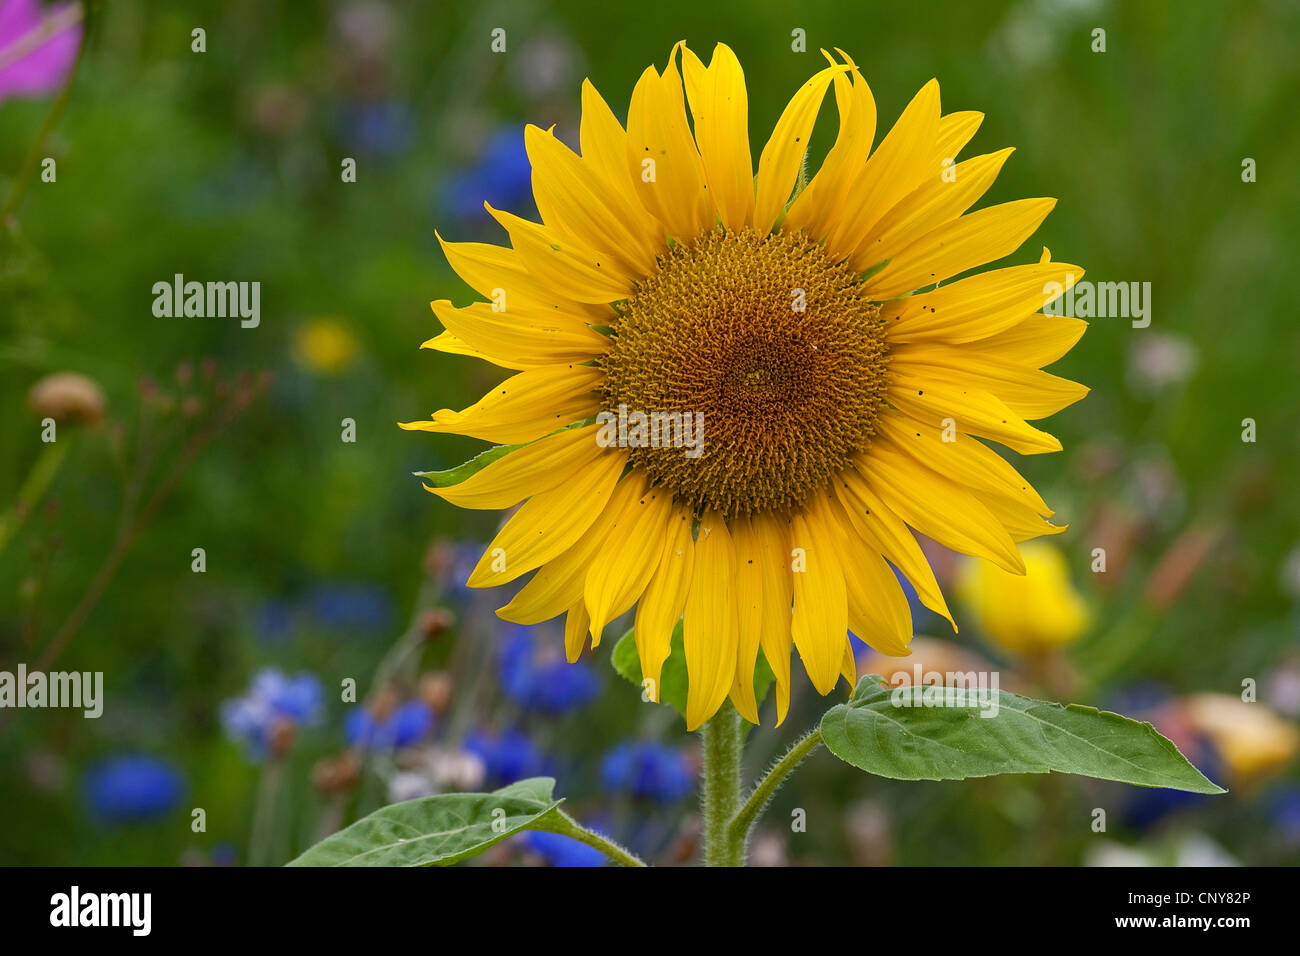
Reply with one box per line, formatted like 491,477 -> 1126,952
413,442 -> 521,487
286,777 -> 563,866
414,419 -> 597,487
610,621 -> 775,731
820,675 -> 1225,794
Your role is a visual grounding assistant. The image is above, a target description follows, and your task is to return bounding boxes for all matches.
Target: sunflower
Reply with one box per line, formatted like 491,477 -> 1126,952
403,43 -> 1088,730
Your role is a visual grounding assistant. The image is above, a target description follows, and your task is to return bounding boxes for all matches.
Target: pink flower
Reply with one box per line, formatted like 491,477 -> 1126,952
0,0 -> 82,103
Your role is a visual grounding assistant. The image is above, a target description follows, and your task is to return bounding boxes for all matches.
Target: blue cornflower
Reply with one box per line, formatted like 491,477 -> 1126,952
254,598 -> 296,642
441,129 -> 533,224
345,700 -> 435,751
522,829 -> 607,867
498,625 -> 601,715
463,729 -> 549,786
83,756 -> 184,825
221,668 -> 324,759
436,541 -> 484,606
1268,786 -> 1300,846
339,99 -> 413,158
308,582 -> 394,632
601,742 -> 695,803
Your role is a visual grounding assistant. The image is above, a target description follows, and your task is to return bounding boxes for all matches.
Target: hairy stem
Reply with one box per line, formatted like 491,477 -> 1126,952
729,727 -> 822,844
700,701 -> 744,866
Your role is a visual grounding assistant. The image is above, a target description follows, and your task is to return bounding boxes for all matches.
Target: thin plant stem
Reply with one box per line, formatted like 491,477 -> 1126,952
249,758 -> 284,867
729,727 -> 822,845
0,439 -> 70,557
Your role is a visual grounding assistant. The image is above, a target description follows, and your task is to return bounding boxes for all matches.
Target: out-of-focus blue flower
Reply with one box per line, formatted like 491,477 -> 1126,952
442,543 -> 482,604
522,828 -> 606,867
345,700 -> 435,751
1101,681 -> 1174,717
442,129 -> 533,224
254,598 -> 296,642
339,99 -> 412,158
464,729 -> 549,786
601,742 -> 694,804
221,669 -> 325,759
498,625 -> 601,715
1269,786 -> 1300,846
211,842 -> 238,866
308,582 -> 394,632
83,756 -> 184,825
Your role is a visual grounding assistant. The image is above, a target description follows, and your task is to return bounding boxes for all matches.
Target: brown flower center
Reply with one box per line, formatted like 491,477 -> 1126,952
600,227 -> 890,518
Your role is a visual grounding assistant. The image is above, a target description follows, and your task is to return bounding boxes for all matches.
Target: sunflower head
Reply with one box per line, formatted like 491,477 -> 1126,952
404,42 -> 1088,730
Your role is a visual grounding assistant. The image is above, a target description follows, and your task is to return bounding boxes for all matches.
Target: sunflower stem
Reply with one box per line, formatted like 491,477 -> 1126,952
729,727 -> 822,845
699,701 -> 745,866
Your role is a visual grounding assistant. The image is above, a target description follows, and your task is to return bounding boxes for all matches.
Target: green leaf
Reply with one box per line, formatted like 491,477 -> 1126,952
610,621 -> 774,731
413,442 -> 520,487
820,675 -> 1225,794
286,777 -> 563,867
413,419 -> 597,487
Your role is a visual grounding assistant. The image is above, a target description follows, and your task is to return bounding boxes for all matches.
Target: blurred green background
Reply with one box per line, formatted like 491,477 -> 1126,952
2,0 -> 1299,866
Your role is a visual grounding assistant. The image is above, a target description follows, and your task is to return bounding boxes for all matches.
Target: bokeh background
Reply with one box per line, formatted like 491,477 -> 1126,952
2,0 -> 1299,866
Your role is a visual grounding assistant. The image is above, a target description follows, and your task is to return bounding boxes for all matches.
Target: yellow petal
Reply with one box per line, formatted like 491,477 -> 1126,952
727,514 -> 763,724
875,412 -> 1053,516
825,494 -> 913,656
680,42 -> 753,231
827,78 -> 941,260
974,490 -> 1068,543
634,503 -> 696,698
886,372 -> 1064,455
789,494 -> 850,696
625,59 -> 713,240
428,298 -> 609,369
525,124 -> 661,275
420,330 -> 535,371
426,423 -> 605,510
583,473 -> 675,646
865,198 -> 1056,300
752,63 -> 849,233
485,204 -> 635,302
467,449 -> 626,587
750,512 -> 794,726
853,148 -> 1014,273
683,510 -> 739,731
497,474 -> 645,624
436,232 -> 611,320
399,364 -> 603,444
881,262 -> 1084,343
579,79 -> 666,241
783,50 -> 876,241
964,313 -> 1089,367
832,466 -> 955,630
891,345 -> 1090,419
564,600 -> 592,662
855,441 -> 1025,574
935,110 -> 984,162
